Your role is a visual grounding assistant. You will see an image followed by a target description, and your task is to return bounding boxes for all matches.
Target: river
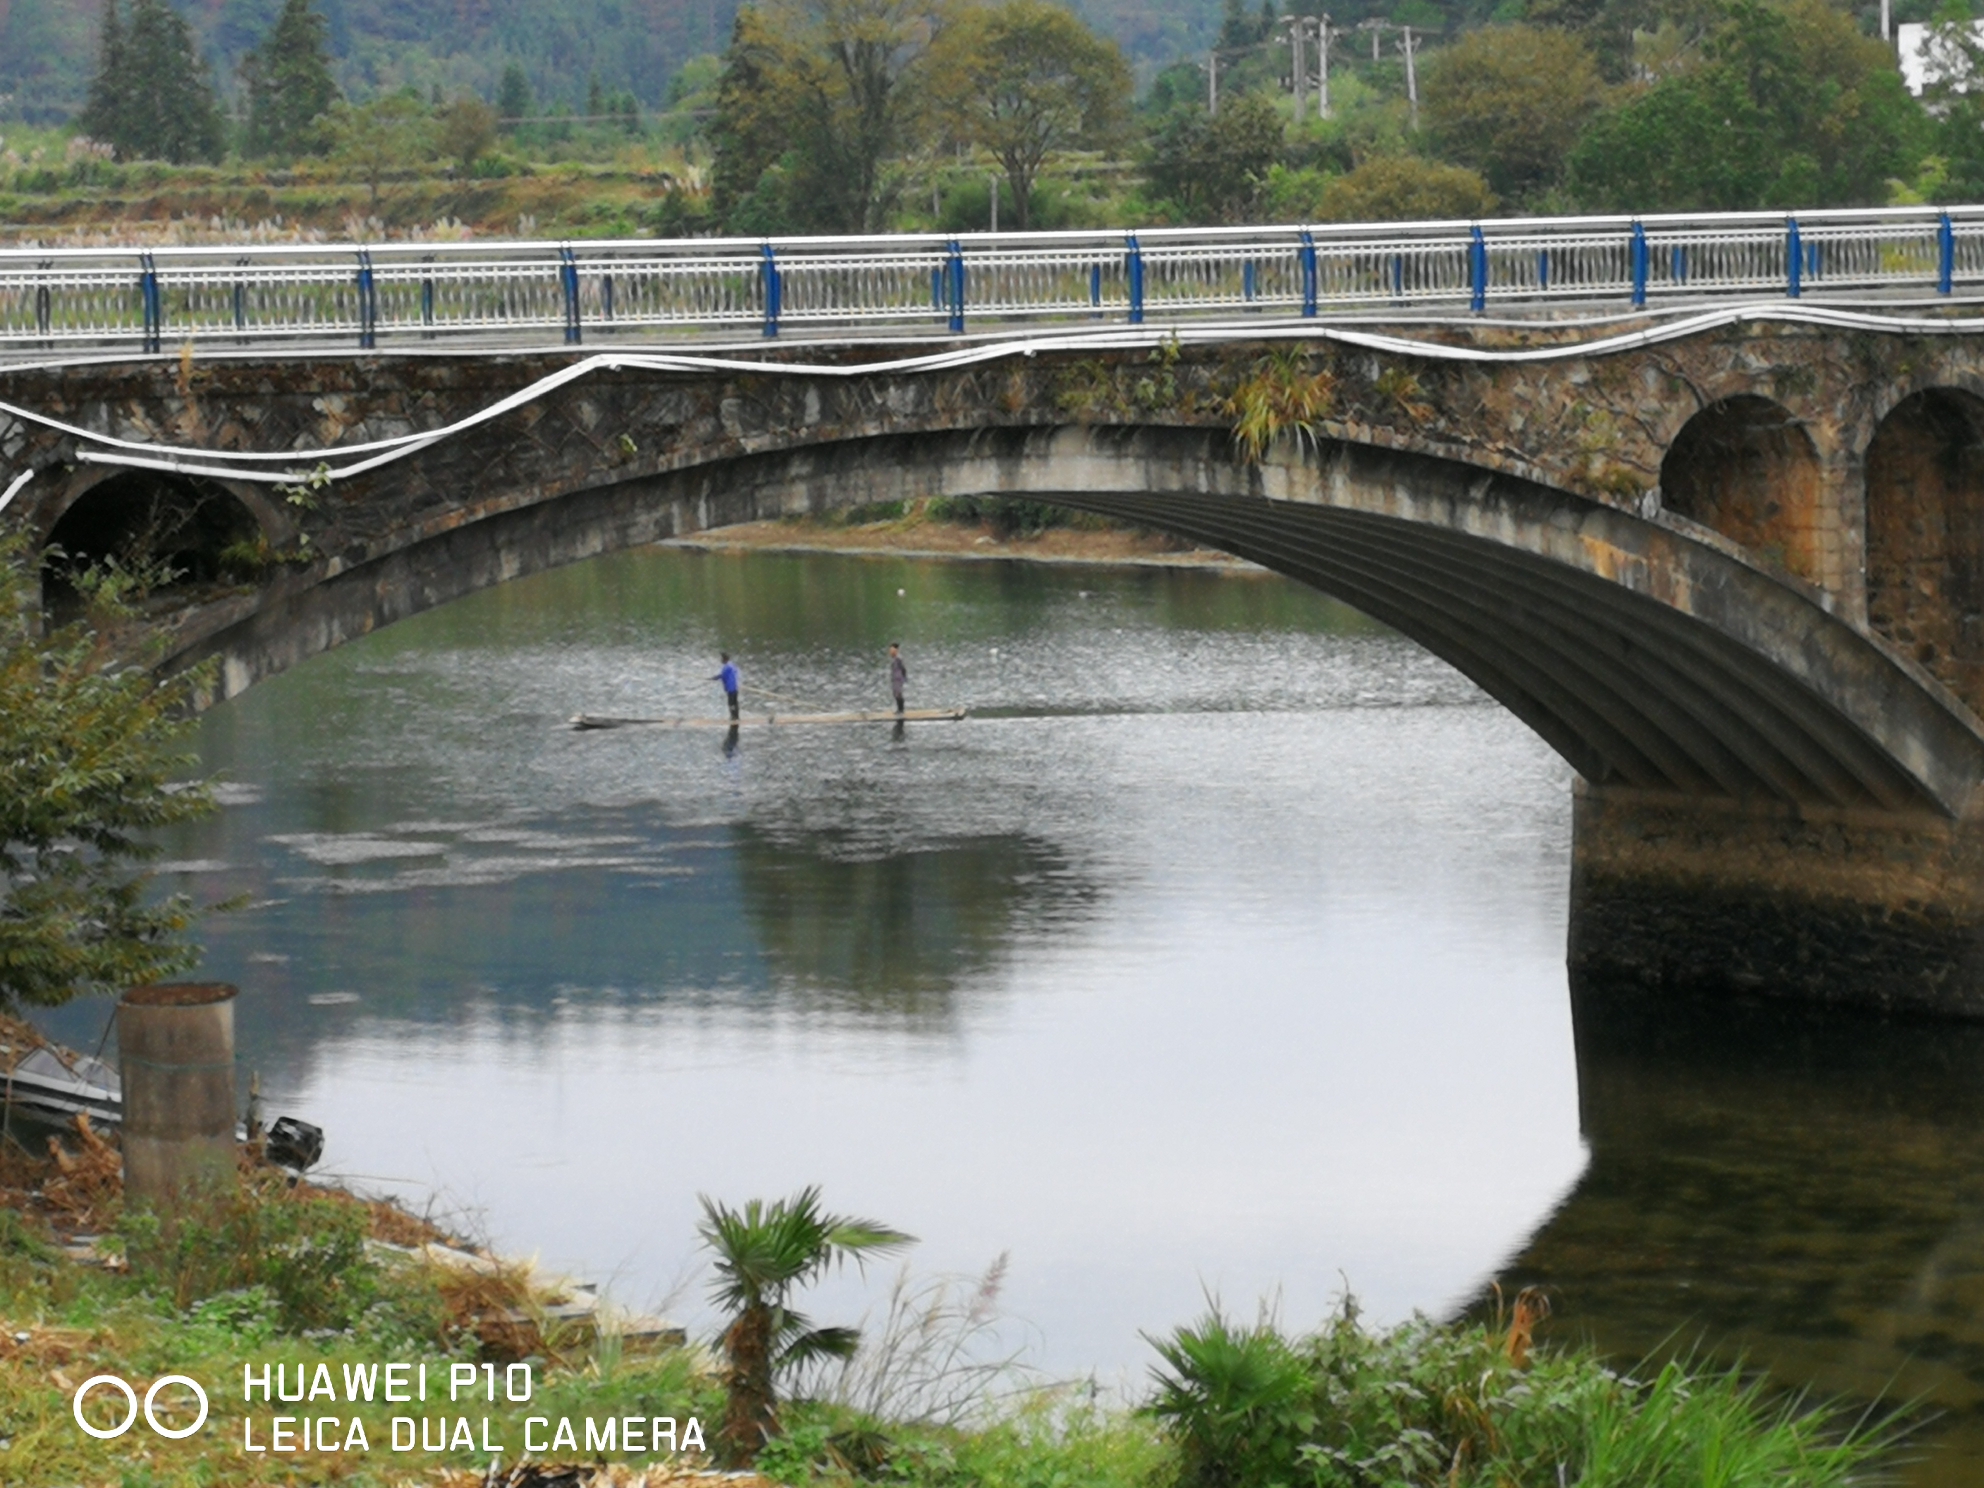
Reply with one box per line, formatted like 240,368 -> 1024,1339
44,545 -> 1984,1482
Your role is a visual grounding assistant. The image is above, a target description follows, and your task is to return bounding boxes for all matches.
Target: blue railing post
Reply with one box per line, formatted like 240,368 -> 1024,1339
1300,230 -> 1318,317
231,259 -> 247,341
1537,249 -> 1549,293
139,252 -> 161,353
1126,233 -> 1145,324
1786,218 -> 1802,298
1089,262 -> 1103,318
35,261 -> 51,345
760,244 -> 781,338
601,272 -> 615,326
1671,245 -> 1687,285
1243,259 -> 1257,306
421,256 -> 436,340
355,249 -> 377,349
1629,222 -> 1648,308
1939,212 -> 1956,295
1390,253 -> 1404,304
1468,225 -> 1488,313
946,239 -> 966,333
559,245 -> 582,344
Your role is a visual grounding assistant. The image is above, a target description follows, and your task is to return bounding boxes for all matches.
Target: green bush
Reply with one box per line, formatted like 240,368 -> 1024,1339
1146,1310 -> 1316,1488
120,1176 -> 380,1332
1145,1300 -> 1898,1488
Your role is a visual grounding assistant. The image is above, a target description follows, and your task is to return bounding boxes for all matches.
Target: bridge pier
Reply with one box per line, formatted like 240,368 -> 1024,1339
1568,782 -> 1984,1018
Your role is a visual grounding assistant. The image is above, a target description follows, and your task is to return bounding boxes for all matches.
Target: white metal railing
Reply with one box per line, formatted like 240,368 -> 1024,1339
3,206 -> 1984,354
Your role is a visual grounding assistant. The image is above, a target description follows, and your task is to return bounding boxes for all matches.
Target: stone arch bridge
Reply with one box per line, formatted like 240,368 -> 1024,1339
6,315 -> 1984,1016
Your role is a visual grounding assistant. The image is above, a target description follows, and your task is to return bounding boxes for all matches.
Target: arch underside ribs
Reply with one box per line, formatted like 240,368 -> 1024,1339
1045,491 -> 1937,814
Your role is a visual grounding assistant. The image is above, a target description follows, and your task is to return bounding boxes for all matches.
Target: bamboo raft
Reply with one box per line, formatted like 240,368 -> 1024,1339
571,707 -> 967,731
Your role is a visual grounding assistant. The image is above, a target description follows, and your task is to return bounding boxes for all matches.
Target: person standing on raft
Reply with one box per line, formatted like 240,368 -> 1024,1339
713,653 -> 740,721
888,643 -> 908,715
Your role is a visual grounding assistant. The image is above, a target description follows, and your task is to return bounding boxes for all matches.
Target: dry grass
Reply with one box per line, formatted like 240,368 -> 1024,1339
0,1113 -> 123,1235
429,1465 -> 772,1487
424,1251 -> 595,1364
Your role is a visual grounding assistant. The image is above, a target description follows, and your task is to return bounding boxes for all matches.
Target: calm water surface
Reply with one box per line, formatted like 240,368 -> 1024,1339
43,547 -> 1984,1483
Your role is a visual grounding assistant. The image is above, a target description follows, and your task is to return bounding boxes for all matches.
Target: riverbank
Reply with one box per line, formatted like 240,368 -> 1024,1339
0,1112 -> 1908,1487
663,511 -> 1267,573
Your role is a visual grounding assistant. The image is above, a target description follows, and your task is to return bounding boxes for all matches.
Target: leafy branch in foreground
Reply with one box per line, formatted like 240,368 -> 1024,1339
699,1184 -> 914,1465
0,537 -> 218,1008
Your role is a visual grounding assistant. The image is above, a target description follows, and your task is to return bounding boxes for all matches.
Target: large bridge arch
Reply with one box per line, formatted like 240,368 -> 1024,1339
17,326 -> 1984,1014
170,422 -> 1984,822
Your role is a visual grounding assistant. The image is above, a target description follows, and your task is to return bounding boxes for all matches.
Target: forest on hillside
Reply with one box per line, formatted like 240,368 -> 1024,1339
12,0 -> 1244,124
0,0 -> 1951,124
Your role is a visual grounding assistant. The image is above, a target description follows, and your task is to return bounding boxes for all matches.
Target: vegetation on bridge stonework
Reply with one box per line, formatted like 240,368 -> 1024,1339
0,0 -> 1973,243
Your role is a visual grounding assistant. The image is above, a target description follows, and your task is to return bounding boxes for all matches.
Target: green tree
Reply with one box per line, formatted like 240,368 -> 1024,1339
0,542 -> 216,1010
698,1186 -> 912,1465
436,95 -> 499,173
709,0 -> 942,234
1216,0 -> 1274,50
925,0 -> 1132,230
1318,155 -> 1497,221
80,0 -> 225,163
1920,3 -> 1984,201
497,61 -> 533,128
1143,89 -> 1284,224
240,0 -> 341,160
77,0 -> 132,151
1423,26 -> 1605,204
327,93 -> 438,212
1569,0 -> 1929,211
1525,0 -> 1657,81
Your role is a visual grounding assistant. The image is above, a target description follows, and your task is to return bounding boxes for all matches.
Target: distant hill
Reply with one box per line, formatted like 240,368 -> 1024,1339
0,0 -> 1468,128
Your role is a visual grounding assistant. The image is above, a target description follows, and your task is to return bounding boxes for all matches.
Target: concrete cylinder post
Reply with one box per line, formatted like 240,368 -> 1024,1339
117,983 -> 238,1212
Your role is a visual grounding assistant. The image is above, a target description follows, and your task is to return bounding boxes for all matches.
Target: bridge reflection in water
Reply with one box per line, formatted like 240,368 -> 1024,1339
1488,982 -> 1984,1486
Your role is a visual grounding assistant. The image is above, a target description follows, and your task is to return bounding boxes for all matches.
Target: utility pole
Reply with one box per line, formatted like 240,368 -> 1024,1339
1284,16 -> 1306,123
1206,48 -> 1220,115
1880,0 -> 1891,42
1399,25 -> 1418,128
1315,15 -> 1331,118
1283,15 -> 1332,123
989,174 -> 999,232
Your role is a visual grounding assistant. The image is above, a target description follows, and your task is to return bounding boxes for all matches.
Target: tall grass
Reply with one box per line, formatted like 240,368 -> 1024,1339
1146,1294 -> 1901,1488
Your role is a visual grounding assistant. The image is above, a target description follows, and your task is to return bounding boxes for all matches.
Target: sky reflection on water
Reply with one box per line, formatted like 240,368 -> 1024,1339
63,547 -> 1583,1383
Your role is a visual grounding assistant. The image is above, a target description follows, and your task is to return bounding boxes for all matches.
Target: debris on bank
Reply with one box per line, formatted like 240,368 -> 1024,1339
0,1013 -> 683,1354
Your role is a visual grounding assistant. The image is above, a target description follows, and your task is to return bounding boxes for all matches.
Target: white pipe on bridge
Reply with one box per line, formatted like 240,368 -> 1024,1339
7,298 -> 1984,491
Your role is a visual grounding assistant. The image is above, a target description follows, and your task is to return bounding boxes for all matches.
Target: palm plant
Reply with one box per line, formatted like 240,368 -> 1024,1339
698,1185 -> 913,1465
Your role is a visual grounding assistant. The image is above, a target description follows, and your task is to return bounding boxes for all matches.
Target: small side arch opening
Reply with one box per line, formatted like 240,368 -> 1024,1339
1659,396 -> 1824,585
1866,387 -> 1984,713
41,472 -> 264,621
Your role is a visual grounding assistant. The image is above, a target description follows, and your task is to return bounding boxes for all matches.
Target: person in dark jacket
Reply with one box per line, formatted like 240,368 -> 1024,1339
888,643 -> 907,715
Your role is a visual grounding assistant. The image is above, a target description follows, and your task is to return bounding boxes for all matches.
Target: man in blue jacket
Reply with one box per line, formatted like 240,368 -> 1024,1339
713,653 -> 740,720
